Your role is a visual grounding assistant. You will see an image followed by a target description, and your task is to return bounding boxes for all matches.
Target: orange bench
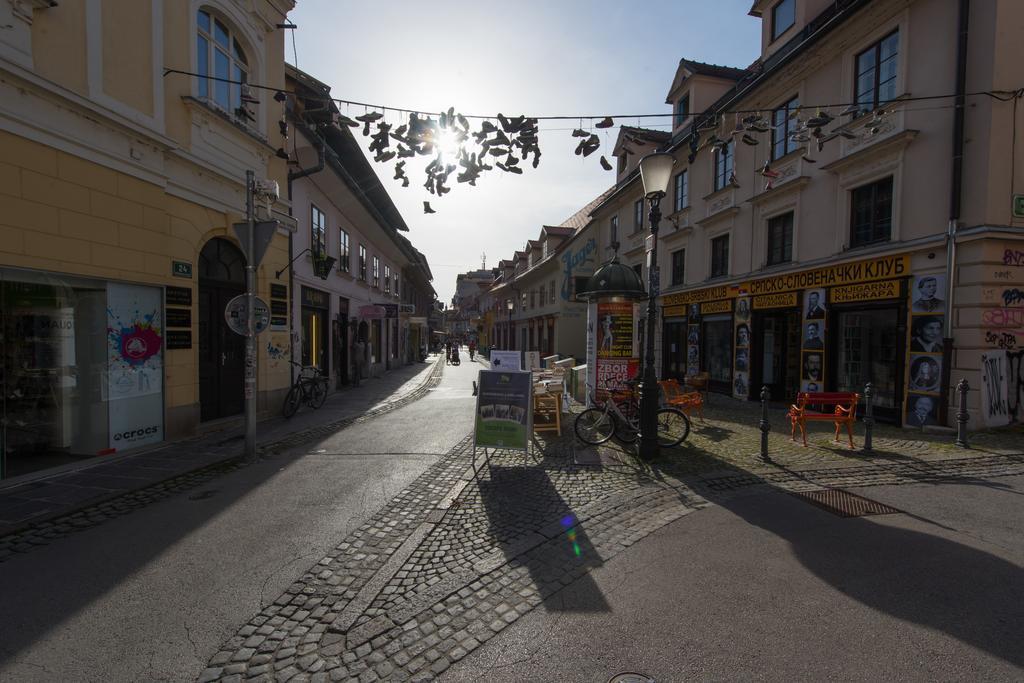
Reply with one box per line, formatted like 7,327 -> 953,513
788,392 -> 859,448
658,379 -> 705,420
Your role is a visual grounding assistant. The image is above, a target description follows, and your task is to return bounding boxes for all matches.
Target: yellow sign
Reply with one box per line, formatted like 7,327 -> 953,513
700,300 -> 732,314
660,254 -> 910,305
663,305 -> 689,318
663,285 -> 731,306
830,279 -> 901,303
753,292 -> 798,309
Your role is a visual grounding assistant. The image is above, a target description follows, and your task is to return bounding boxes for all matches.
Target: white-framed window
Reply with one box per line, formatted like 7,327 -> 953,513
673,170 -> 688,212
310,204 -> 326,255
855,30 -> 899,112
196,9 -> 249,114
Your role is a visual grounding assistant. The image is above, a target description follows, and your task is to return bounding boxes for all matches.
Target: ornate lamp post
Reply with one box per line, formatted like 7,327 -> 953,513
637,152 -> 675,460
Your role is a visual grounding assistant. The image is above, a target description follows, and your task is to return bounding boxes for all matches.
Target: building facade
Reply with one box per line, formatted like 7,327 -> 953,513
591,0 -> 1024,428
286,67 -> 434,390
0,0 -> 297,479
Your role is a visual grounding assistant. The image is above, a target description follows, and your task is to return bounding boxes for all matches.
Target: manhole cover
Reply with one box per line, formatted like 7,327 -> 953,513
790,489 -> 902,517
608,674 -> 655,683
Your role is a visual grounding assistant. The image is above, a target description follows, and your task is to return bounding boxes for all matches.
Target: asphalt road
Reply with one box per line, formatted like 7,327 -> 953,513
0,359 -> 481,683
446,475 -> 1024,682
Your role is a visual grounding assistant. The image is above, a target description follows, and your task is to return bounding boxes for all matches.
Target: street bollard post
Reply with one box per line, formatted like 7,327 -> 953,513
955,378 -> 970,448
862,382 -> 874,453
759,385 -> 771,461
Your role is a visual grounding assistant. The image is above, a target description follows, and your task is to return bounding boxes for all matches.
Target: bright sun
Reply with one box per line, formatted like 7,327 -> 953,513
436,128 -> 463,159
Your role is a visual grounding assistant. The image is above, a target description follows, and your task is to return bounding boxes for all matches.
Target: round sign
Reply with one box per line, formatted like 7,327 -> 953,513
225,295 -> 270,336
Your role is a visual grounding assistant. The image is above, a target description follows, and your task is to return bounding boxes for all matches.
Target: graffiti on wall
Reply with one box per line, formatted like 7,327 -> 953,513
980,351 -> 1011,426
1003,249 -> 1024,267
1008,349 -> 1024,421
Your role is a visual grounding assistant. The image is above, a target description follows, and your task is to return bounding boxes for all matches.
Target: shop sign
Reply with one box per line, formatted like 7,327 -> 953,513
270,284 -> 288,300
165,308 -> 192,328
663,285 -> 731,306
359,305 -> 386,319
165,286 -> 192,307
663,305 -> 688,318
830,279 -> 901,303
474,370 -> 532,451
752,292 -> 798,309
166,330 -> 192,349
382,304 -> 399,318
172,260 -> 192,278
746,254 -> 909,295
596,358 -> 639,387
561,237 -> 598,301
700,300 -> 732,314
301,286 -> 329,309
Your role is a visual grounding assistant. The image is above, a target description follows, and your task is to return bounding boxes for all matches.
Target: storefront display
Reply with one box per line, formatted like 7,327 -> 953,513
301,286 -> 329,372
1,269 -> 163,479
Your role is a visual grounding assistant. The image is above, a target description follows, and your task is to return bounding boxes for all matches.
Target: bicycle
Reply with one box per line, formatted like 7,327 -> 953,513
574,380 -> 690,447
282,361 -> 328,418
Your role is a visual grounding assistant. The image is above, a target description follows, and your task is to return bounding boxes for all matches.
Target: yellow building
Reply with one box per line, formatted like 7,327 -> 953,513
0,0 -> 296,479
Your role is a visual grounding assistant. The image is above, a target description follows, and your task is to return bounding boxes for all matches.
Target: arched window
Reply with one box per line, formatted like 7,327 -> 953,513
196,8 -> 249,113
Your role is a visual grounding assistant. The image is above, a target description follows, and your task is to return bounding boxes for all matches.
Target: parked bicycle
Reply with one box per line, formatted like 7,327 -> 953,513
282,361 -> 328,418
574,380 -> 690,447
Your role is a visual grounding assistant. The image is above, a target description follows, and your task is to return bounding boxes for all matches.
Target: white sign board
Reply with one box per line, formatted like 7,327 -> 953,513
490,350 -> 522,371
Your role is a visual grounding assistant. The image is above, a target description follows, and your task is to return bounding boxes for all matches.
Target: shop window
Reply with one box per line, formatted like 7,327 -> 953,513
850,176 -> 893,247
714,141 -> 734,192
771,0 -> 795,41
771,96 -> 800,160
855,30 -> 899,112
710,234 -> 730,278
310,204 -> 326,255
671,249 -> 685,286
358,244 -> 367,281
702,317 -> 733,385
633,199 -> 644,233
767,212 -> 794,265
196,9 -> 249,115
339,229 -> 350,272
675,94 -> 690,127
673,170 -> 688,212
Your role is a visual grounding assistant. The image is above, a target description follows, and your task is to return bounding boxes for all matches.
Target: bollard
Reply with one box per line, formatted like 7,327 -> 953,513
955,378 -> 970,448
759,385 -> 771,461
862,382 -> 874,453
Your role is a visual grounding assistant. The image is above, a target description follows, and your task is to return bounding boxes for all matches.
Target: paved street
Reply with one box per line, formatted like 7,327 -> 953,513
1,358 -> 1022,682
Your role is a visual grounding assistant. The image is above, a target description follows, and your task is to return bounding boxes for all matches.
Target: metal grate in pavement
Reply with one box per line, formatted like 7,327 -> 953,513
789,488 -> 902,517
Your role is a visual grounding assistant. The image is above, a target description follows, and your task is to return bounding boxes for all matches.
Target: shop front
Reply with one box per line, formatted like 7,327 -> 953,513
1,268 -> 164,480
661,253 -> 915,423
301,286 -> 330,373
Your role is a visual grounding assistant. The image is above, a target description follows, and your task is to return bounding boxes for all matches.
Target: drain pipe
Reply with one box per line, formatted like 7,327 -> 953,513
942,0 -> 970,424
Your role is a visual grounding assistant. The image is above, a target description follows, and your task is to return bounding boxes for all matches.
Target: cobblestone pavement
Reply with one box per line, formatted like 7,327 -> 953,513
0,356 -> 445,565
199,397 -> 1024,682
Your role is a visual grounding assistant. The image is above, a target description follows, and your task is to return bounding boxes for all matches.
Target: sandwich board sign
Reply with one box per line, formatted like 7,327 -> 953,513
472,369 -> 533,469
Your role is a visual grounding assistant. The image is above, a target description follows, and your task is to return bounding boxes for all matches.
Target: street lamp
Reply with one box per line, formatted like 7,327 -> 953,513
506,298 -> 514,349
637,152 -> 675,460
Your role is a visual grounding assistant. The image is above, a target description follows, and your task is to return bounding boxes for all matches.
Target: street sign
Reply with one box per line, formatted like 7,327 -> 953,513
1014,194 -> 1024,218
172,260 -> 193,278
232,220 -> 279,268
225,294 -> 270,335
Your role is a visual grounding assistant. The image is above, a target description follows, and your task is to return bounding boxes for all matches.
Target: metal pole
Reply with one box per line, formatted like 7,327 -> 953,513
244,170 -> 257,460
759,385 -> 770,461
955,378 -> 970,448
639,196 -> 662,460
863,382 -> 874,453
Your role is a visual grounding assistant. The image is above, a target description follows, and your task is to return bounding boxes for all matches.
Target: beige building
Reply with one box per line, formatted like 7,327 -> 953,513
590,0 -> 1024,428
0,0 -> 295,479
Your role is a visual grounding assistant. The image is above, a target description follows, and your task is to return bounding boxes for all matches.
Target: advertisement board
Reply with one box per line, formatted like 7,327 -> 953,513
106,282 -> 164,450
474,370 -> 532,451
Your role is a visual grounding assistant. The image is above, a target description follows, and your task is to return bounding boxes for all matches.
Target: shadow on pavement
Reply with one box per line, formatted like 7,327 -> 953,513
476,463 -> 610,613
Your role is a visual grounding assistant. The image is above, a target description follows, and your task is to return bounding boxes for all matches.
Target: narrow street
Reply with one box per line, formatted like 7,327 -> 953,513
0,358 -> 481,682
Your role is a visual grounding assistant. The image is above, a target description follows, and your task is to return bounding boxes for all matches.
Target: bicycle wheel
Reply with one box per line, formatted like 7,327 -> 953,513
282,384 -> 302,418
614,404 -> 640,443
575,408 -> 615,445
655,408 -> 691,447
310,378 -> 328,408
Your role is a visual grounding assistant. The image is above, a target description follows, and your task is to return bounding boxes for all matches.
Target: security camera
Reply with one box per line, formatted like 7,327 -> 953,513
254,179 -> 279,203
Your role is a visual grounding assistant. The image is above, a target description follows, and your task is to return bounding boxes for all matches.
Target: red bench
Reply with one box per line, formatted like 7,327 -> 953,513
787,392 -> 860,448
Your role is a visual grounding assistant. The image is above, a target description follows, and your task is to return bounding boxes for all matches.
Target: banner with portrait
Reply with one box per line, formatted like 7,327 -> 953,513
800,288 -> 827,393
732,296 -> 751,398
904,274 -> 947,426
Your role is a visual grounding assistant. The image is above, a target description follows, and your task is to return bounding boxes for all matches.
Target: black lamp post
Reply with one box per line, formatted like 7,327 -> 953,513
506,297 -> 514,349
637,152 -> 676,460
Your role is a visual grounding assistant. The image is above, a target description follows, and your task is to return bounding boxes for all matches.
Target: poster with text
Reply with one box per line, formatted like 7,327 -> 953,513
596,300 -> 634,359
474,370 -> 532,451
107,282 -> 164,450
490,350 -> 522,371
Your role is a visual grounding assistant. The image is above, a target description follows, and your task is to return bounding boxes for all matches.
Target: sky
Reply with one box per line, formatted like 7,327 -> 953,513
286,1 -> 763,305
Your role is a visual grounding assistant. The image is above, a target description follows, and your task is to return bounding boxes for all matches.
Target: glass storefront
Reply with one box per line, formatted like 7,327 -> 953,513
835,307 -> 902,417
702,315 -> 733,393
1,269 -> 163,479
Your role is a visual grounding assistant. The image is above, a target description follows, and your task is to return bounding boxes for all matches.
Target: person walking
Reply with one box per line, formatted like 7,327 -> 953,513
468,340 -> 476,361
